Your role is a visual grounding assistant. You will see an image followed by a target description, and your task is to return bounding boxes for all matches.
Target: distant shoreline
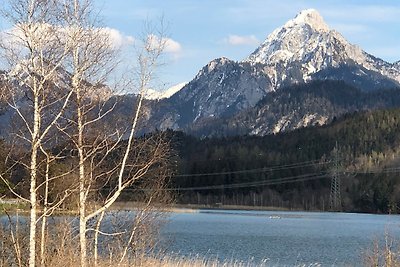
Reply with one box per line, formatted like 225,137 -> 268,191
171,203 -> 294,212
111,202 -> 310,213
112,202 -> 396,215
1,198 -> 394,215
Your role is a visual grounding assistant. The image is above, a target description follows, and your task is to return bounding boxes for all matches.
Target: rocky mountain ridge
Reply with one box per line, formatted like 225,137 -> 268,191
141,9 -> 400,135
1,9 -> 400,138
245,9 -> 400,88
185,81 -> 400,137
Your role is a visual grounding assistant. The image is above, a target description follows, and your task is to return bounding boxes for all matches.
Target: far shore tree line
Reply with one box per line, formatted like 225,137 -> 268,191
168,108 -> 400,214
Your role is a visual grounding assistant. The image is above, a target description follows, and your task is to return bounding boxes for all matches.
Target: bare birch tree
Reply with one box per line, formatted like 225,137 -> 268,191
60,4 -> 114,266
1,0 -> 172,266
56,1 -> 170,266
0,1 -> 77,266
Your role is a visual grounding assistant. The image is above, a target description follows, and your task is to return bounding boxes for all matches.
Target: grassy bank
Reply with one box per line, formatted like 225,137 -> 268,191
0,199 -> 29,213
44,255 -> 269,267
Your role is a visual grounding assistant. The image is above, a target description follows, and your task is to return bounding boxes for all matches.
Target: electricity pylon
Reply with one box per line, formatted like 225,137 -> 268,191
329,142 -> 342,211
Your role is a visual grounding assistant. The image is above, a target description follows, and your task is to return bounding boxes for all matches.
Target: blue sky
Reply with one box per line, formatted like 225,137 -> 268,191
2,1 -> 400,91
95,0 -> 400,89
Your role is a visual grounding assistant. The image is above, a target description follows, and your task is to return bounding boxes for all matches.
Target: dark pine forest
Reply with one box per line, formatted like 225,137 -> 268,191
169,108 -> 400,214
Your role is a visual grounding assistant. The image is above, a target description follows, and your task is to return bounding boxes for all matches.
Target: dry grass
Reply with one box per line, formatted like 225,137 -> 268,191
159,258 -> 268,267
3,210 -> 399,267
0,221 -> 279,267
93,255 -> 268,267
364,234 -> 400,267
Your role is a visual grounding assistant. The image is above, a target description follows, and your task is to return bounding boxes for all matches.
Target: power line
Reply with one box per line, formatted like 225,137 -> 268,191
344,167 -> 400,175
98,157 -> 400,193
168,166 -> 400,191
116,172 -> 329,192
173,160 -> 331,178
169,173 -> 329,191
100,167 -> 400,193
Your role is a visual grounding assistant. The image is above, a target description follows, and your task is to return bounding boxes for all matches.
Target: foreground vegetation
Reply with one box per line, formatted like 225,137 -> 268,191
0,215 -> 396,267
0,0 -> 173,266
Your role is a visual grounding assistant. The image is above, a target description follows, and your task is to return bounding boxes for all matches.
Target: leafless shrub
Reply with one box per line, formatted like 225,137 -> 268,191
364,233 -> 400,267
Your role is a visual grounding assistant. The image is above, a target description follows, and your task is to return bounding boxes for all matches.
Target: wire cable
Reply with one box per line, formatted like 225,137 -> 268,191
173,160 -> 331,178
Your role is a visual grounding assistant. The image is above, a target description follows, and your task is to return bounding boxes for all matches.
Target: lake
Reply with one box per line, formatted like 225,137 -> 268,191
1,209 -> 399,266
162,210 -> 400,266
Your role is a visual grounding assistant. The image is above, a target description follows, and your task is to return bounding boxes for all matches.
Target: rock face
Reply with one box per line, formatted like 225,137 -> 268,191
169,58 -> 271,123
186,81 -> 400,137
245,9 -> 400,89
140,9 -> 400,135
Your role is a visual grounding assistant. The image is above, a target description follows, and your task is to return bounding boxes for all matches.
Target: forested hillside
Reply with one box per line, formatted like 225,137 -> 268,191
170,108 -> 400,213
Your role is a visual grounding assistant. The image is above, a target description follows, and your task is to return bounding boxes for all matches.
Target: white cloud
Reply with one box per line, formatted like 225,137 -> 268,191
147,34 -> 182,54
224,34 -> 260,46
1,24 -> 135,50
164,38 -> 182,53
100,27 -> 135,48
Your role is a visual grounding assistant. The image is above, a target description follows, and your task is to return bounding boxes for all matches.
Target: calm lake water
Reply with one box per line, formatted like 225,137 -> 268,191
1,209 -> 399,266
162,210 -> 400,266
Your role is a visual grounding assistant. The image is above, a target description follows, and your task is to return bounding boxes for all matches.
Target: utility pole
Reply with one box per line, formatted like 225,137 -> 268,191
330,142 -> 342,211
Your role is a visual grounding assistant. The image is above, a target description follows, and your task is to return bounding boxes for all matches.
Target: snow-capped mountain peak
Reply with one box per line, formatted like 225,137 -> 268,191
287,9 -> 329,33
163,82 -> 188,98
144,82 -> 187,100
246,9 -> 341,66
245,9 -> 400,88
140,9 -> 400,136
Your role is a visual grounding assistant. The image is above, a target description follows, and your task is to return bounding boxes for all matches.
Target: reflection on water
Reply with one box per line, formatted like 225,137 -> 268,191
162,210 -> 400,266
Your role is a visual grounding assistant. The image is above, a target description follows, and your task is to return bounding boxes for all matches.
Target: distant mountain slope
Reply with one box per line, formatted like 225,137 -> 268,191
311,65 -> 399,91
186,81 -> 400,136
173,58 -> 271,119
141,9 -> 400,135
140,58 -> 271,132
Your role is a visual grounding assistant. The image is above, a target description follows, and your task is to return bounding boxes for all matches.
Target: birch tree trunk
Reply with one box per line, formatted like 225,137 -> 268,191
29,107 -> 39,267
64,1 -> 120,264
2,1 -> 171,265
77,80 -> 88,267
1,1 -> 74,266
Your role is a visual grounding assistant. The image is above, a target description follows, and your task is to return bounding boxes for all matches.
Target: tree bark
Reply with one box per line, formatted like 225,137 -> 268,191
29,94 -> 40,267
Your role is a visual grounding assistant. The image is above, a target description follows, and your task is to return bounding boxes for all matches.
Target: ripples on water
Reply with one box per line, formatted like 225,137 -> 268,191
162,210 -> 400,266
2,210 -> 399,266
